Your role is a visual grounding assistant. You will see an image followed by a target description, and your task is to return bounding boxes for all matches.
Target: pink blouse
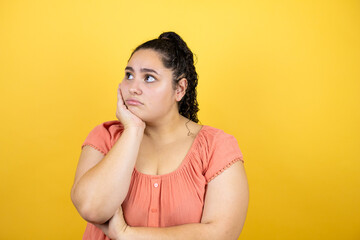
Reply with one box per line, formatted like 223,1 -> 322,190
80,120 -> 244,240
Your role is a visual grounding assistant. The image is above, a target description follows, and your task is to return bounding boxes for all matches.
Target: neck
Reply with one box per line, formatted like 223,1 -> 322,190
144,113 -> 188,143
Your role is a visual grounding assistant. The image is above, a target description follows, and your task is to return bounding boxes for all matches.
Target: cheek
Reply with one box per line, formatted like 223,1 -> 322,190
150,89 -> 175,107
120,82 -> 128,94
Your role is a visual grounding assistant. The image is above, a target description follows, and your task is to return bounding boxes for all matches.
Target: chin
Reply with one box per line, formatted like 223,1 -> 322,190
128,108 -> 146,120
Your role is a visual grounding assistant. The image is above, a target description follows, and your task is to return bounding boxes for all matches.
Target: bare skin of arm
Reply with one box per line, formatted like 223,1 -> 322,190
71,126 -> 144,224
71,83 -> 146,224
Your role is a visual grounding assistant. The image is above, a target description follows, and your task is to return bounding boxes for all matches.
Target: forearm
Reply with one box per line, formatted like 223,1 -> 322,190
72,127 -> 144,223
123,223 -> 221,240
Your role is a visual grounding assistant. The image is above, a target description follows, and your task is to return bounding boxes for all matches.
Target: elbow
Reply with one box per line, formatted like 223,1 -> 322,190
208,222 -> 243,240
70,186 -> 110,224
78,205 -> 110,224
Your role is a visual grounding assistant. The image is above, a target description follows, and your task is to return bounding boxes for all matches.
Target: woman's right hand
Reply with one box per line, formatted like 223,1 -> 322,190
116,83 -> 146,130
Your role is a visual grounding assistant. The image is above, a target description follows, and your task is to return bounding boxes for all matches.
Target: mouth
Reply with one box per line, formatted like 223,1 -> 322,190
125,99 -> 143,106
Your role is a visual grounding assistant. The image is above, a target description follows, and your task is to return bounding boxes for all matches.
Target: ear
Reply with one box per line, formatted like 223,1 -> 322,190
175,78 -> 188,102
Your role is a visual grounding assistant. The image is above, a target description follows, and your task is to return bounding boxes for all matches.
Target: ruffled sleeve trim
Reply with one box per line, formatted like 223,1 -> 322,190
81,143 -> 107,156
206,157 -> 244,184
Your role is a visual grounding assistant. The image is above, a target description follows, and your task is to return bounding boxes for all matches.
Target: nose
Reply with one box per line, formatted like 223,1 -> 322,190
129,80 -> 143,95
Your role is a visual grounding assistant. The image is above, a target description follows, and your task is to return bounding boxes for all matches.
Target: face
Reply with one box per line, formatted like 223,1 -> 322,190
120,49 -> 181,123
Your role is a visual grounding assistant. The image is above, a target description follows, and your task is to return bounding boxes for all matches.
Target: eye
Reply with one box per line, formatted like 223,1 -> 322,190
125,72 -> 134,80
145,75 -> 156,83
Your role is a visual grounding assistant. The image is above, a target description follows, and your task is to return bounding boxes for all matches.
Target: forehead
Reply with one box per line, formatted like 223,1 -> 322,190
128,49 -> 166,70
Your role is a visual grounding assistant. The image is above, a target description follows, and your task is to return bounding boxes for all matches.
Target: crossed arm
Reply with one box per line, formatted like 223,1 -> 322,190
71,128 -> 249,239
98,160 -> 249,240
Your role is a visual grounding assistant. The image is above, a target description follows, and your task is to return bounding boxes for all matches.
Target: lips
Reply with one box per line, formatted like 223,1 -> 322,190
125,98 -> 143,105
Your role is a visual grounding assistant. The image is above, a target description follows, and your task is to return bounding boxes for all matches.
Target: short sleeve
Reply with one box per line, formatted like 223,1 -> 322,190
81,122 -> 113,155
204,130 -> 244,183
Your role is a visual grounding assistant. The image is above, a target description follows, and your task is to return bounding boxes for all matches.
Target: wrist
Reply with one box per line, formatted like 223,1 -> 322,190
119,225 -> 132,240
124,125 -> 145,133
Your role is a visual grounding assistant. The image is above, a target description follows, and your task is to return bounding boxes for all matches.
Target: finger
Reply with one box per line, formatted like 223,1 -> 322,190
117,84 -> 125,106
117,83 -> 120,100
118,84 -> 128,109
119,85 -> 126,103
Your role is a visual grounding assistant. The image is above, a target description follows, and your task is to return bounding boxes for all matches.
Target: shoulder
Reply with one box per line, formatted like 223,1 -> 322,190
100,120 -> 124,133
203,125 -> 243,160
200,125 -> 245,183
197,125 -> 242,159
201,125 -> 238,145
82,120 -> 125,154
95,120 -> 125,141
86,119 -> 123,137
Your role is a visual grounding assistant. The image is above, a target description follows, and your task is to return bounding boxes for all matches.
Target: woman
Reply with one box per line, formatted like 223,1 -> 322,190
71,31 -> 249,240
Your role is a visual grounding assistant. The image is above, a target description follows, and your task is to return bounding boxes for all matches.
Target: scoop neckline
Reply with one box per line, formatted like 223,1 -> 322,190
134,125 -> 207,178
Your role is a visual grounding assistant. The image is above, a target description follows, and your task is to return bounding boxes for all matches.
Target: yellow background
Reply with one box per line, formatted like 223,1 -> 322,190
0,0 -> 359,239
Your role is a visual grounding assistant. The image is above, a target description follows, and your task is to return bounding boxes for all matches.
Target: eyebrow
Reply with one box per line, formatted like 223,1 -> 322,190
125,66 -> 160,75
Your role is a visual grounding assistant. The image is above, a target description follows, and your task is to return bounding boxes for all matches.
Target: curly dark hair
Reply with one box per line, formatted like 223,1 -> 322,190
128,31 -> 200,123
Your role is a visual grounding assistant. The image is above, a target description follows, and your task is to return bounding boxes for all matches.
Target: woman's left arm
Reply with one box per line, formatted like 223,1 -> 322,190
109,160 -> 249,240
